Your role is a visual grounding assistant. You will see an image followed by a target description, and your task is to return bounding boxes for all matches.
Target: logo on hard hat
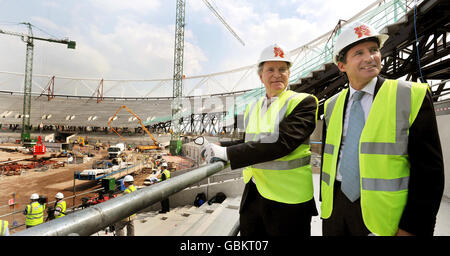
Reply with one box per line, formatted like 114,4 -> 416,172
354,25 -> 372,38
273,46 -> 285,58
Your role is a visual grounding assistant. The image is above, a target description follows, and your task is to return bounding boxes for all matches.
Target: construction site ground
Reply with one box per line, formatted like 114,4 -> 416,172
0,142 -> 194,234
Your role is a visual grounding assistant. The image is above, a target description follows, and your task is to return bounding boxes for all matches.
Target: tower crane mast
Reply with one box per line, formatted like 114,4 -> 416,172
170,0 -> 245,155
0,22 -> 76,142
170,0 -> 186,155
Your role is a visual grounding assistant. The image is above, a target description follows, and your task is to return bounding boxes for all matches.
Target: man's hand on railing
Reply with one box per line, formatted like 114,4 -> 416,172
201,143 -> 228,164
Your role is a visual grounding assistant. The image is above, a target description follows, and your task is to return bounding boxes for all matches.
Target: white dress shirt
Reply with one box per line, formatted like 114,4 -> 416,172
336,77 -> 377,181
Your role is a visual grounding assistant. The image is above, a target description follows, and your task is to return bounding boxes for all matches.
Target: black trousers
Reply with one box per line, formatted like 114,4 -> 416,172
322,181 -> 371,236
239,182 -> 317,236
160,198 -> 170,213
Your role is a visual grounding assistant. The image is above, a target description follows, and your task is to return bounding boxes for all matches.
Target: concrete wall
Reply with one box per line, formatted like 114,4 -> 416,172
181,142 -> 203,164
140,177 -> 245,212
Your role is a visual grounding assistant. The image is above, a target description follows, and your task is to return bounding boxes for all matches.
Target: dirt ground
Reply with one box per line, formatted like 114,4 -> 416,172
0,143 -> 193,234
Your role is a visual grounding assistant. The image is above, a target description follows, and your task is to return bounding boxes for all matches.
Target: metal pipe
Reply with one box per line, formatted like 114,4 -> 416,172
13,161 -> 227,236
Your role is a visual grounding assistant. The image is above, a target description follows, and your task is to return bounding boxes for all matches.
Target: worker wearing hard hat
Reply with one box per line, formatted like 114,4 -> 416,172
54,192 -> 66,219
114,175 -> 136,236
202,43 -> 319,236
0,220 -> 9,236
160,162 -> 171,181
320,21 -> 444,236
158,162 -> 171,213
23,193 -> 45,229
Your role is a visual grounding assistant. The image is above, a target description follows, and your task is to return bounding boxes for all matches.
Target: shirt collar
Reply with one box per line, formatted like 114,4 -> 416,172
349,77 -> 377,99
265,87 -> 288,101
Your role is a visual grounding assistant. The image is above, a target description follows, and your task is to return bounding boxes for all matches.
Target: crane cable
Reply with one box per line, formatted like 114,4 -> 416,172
413,0 -> 425,83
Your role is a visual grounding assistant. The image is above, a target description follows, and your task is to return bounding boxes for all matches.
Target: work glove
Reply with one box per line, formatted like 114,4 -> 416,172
201,143 -> 228,164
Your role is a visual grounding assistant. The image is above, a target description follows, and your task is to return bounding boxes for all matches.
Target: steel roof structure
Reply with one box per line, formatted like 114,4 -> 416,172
291,0 -> 450,115
0,0 -> 448,135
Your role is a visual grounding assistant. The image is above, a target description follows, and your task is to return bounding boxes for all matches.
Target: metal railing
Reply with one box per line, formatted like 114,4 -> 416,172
12,161 -> 227,236
0,187 -> 103,220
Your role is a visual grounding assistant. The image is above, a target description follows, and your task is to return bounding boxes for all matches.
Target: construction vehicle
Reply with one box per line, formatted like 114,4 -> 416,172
107,143 -> 125,159
33,136 -> 46,155
108,105 -> 162,151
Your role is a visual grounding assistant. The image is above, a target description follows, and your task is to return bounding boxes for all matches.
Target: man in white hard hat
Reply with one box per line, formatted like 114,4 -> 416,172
114,175 -> 136,236
320,21 -> 444,236
202,43 -> 319,236
23,193 -> 45,228
54,192 -> 66,219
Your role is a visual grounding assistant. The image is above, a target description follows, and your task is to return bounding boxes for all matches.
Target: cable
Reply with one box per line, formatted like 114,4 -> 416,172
413,0 -> 425,83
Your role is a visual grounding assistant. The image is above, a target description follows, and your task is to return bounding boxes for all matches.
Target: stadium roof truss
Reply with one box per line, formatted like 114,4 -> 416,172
0,0 -> 448,133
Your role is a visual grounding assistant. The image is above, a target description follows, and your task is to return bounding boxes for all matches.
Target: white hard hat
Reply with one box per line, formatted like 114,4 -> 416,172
257,43 -> 292,67
55,192 -> 64,199
333,21 -> 389,64
162,162 -> 168,167
30,193 -> 39,200
123,175 -> 134,183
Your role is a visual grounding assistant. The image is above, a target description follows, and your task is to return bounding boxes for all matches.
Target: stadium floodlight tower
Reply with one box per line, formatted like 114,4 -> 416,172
170,0 -> 245,155
0,22 -> 76,143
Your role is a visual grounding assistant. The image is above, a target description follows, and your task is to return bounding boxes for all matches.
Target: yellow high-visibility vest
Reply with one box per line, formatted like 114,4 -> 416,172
124,184 -> 136,194
162,169 -> 171,179
55,200 -> 66,219
0,220 -> 8,236
25,202 -> 45,227
321,79 -> 428,235
243,90 -> 317,204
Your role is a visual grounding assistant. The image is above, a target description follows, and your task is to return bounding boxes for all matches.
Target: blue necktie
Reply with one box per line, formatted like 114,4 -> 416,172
339,90 -> 365,202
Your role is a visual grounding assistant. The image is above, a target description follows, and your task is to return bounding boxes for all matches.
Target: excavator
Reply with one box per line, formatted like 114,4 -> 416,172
108,105 -> 162,151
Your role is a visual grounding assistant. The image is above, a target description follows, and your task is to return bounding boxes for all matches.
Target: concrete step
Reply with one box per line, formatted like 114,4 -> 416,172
135,207 -> 187,235
97,197 -> 241,236
168,210 -> 206,236
182,198 -> 233,236
201,197 -> 240,236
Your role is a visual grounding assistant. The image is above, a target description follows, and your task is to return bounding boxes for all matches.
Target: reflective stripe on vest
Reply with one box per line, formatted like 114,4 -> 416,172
252,155 -> 311,170
244,100 -> 258,131
245,93 -> 298,143
322,80 -> 413,189
55,201 -> 66,218
26,202 -> 45,226
360,81 -> 411,156
362,177 -> 409,192
243,90 -> 316,204
0,220 -> 8,236
321,79 -> 428,235
125,184 -> 136,194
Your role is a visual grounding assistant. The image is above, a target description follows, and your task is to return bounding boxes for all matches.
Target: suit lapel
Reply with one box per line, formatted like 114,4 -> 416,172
374,76 -> 385,98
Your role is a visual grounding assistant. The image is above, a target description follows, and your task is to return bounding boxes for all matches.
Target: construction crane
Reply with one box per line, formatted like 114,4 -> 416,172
108,105 -> 162,151
170,0 -> 245,155
0,22 -> 76,143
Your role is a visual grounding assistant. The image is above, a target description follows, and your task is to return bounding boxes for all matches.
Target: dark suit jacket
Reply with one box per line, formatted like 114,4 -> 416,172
222,95 -> 318,169
221,94 -> 318,214
320,76 -> 444,236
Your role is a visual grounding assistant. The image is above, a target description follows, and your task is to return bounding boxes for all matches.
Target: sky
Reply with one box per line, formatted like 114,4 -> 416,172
0,0 -> 377,82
